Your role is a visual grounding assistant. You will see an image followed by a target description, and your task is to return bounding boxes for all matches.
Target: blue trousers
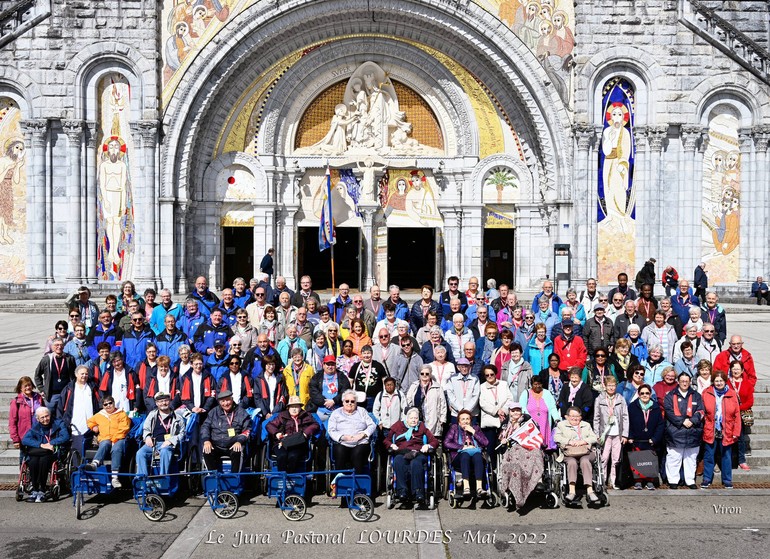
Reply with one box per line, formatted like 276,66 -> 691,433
136,442 -> 174,476
393,453 -> 427,498
452,451 -> 484,481
93,439 -> 126,472
736,424 -> 749,464
703,440 -> 732,486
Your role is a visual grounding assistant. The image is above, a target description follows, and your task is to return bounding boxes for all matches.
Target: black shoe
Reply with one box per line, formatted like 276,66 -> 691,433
688,484 -> 698,490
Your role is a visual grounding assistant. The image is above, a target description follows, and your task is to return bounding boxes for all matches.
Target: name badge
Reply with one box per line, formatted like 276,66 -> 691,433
228,428 -> 236,437
164,434 -> 171,441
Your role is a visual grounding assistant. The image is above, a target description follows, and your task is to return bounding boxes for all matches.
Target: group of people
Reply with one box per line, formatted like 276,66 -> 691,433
9,269 -> 758,508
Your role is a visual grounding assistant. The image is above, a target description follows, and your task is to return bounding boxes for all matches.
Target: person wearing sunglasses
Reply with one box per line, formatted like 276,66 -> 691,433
479,364 -> 513,456
627,383 -> 664,489
405,365 -> 447,437
618,365 -> 648,405
121,312 -> 156,372
327,389 -> 376,474
45,321 -> 73,354
67,285 -> 99,334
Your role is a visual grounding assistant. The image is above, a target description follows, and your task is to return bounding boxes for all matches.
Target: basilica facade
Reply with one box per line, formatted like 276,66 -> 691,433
0,0 -> 768,292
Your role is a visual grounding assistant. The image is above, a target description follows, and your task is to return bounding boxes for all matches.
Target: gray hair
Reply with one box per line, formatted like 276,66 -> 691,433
75,365 -> 89,376
159,288 -> 172,297
341,389 -> 358,402
35,406 -> 51,418
429,325 -> 443,335
178,344 -> 191,354
647,343 -> 663,354
486,278 -> 497,289
453,313 -> 465,322
566,287 -> 577,296
538,295 -> 550,305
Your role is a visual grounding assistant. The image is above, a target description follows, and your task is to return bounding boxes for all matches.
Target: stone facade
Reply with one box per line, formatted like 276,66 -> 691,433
0,0 -> 768,293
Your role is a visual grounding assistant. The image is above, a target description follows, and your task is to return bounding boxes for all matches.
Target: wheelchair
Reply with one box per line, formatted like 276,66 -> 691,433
556,446 -> 609,507
442,447 -> 497,508
325,422 -> 378,521
16,445 -> 69,502
384,445 -> 439,510
495,446 -> 561,510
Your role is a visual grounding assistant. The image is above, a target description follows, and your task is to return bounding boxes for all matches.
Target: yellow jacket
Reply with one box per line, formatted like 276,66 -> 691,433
282,363 -> 314,406
87,409 -> 131,443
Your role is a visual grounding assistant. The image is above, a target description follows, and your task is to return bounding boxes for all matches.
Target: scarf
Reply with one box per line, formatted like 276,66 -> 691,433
616,354 -> 630,370
568,381 -> 583,402
456,426 -> 479,448
714,385 -> 728,430
639,399 -> 654,411
396,424 -> 419,442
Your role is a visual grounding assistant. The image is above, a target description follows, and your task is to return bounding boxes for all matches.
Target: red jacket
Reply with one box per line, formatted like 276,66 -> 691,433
98,367 -> 141,411
9,393 -> 44,444
553,335 -> 587,370
701,386 -> 741,445
728,375 -> 756,411
713,350 -> 757,383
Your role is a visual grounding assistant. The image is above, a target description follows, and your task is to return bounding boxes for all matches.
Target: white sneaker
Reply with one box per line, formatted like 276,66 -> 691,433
111,476 -> 122,489
34,492 -> 44,503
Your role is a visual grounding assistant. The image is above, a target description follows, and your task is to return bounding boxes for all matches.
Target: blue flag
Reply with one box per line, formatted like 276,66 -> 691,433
319,166 -> 335,251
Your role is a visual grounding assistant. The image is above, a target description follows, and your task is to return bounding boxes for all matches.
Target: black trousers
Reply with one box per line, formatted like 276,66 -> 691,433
27,448 -> 55,491
203,445 -> 243,473
274,444 -> 308,473
334,443 -> 369,474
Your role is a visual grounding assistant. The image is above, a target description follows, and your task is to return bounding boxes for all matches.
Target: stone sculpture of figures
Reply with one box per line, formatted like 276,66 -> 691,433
0,138 -> 24,245
99,137 -> 129,261
312,104 -> 359,155
601,103 -> 632,232
356,156 -> 386,201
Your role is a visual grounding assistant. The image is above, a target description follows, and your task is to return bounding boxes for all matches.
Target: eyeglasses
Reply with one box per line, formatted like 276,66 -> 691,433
132,318 -> 144,322
633,372 -> 644,377
595,354 -> 606,359
323,362 -> 335,366
420,372 -> 431,377
103,402 -> 115,407
703,329 -> 715,333
525,315 -> 535,320
638,391 -> 651,396
343,399 -> 356,404
57,326 -> 67,330
70,314 -> 80,318
730,342 -> 743,346
255,293 -> 265,297
401,342 -> 412,346
484,373 -> 496,378
379,335 -> 389,339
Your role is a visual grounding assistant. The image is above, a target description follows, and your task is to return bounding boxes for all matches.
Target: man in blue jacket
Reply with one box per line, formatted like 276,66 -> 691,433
149,289 -> 184,335
189,276 -> 220,319
751,276 -> 770,305
693,262 -> 708,302
193,308 -> 234,356
121,312 -> 156,371
670,279 -> 700,326
530,279 -> 564,313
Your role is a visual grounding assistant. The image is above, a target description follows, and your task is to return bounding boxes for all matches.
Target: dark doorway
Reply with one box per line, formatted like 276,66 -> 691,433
298,227 -> 360,289
388,228 -> 436,288
483,229 -> 515,288
222,227 -> 254,286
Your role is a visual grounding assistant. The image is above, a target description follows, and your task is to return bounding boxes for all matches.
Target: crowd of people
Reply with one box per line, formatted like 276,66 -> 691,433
8,269 -> 759,508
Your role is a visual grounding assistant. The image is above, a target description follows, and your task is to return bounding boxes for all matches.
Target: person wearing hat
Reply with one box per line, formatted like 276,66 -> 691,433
553,319 -> 587,370
385,406 -> 439,507
307,354 -> 351,420
201,389 -> 252,473
625,322 -> 648,365
497,400 -> 544,510
136,391 -> 186,478
67,285 -> 100,335
265,395 -> 320,473
446,357 -> 480,423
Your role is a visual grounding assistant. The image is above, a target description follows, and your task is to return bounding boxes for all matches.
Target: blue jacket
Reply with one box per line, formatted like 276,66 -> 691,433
193,321 -> 234,355
64,338 -> 91,366
751,281 -> 769,297
700,305 -> 727,344
409,299 -> 444,334
533,309 -> 559,339
376,299 -> 410,322
243,346 -> 283,378
663,387 -> 704,448
155,329 -> 188,364
234,291 -> 255,308
419,340 -> 456,365
206,353 -> 231,382
627,336 -> 649,365
179,311 -> 206,344
530,292 -> 564,314
694,265 -> 708,289
329,295 -> 353,324
86,323 -> 123,361
464,303 -> 497,326
670,291 -> 700,325
121,326 -> 156,370
215,303 -> 240,328
189,289 -> 220,319
627,399 -> 665,450
149,302 -> 184,335
21,418 -> 70,448
525,336 -> 554,374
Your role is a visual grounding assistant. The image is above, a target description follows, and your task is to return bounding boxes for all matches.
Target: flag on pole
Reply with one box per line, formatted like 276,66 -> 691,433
507,419 -> 544,450
319,165 -> 335,251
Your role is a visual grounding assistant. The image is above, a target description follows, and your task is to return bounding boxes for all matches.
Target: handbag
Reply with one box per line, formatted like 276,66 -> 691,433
562,444 -> 590,457
741,408 -> 754,427
281,432 -> 306,449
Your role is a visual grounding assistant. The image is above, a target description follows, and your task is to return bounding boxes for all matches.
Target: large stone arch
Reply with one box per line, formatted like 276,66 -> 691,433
693,85 -> 764,128
161,0 -> 572,203
0,68 -> 41,118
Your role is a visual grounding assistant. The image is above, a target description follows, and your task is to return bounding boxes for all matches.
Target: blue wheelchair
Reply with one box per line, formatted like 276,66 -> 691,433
384,444 -> 439,510
442,447 -> 498,508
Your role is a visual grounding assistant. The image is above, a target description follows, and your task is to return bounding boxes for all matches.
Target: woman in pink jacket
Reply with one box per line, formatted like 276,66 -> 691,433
9,376 -> 44,454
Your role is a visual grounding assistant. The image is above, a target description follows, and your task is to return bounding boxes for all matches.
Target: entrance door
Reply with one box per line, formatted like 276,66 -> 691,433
222,227 -> 253,286
298,227 -> 360,289
387,228 -> 436,288
483,229 -> 515,288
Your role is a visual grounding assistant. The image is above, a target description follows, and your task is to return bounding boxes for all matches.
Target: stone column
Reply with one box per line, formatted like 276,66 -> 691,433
754,127 -> 770,275
681,126 -> 701,277
358,204 -> 379,290
84,122 -> 98,283
647,127 -> 668,260
62,120 -> 85,283
131,120 -> 159,286
588,126 -> 603,279
253,204 -> 276,279
573,124 -> 595,283
461,204 -> 483,284
20,119 -> 48,284
158,197 -> 175,289
439,206 -> 462,286
176,201 -> 190,294
280,205 -> 299,290
738,129 -> 753,283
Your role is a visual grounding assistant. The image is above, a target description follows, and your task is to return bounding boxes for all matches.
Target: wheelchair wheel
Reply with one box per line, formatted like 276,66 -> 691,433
486,492 -> 498,508
64,450 -> 81,493
282,495 -> 306,521
15,484 -> 24,502
448,493 -> 458,509
259,444 -> 269,495
544,492 -> 559,509
386,491 -> 394,510
428,494 -> 435,510
50,484 -> 61,502
75,491 -> 84,520
349,494 -> 374,522
442,458 -> 450,500
214,491 -> 239,519
598,490 -> 609,507
501,492 -> 510,509
143,494 -> 166,522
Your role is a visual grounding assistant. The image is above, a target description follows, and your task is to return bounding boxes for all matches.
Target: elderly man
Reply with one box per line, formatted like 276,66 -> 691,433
86,309 -> 123,361
269,276 -> 294,306
489,283 -> 510,314
583,304 -> 615,355
149,289 -> 184,335
67,286 -> 100,334
189,276 -> 220,319
136,392 -> 186,477
693,262 -> 708,302
530,279 -> 563,314
696,322 -> 722,363
751,276 -> 770,305
613,300 -> 647,340
122,311 -> 156,371
377,285 -> 410,321
373,328 -> 401,377
328,283 -> 353,323
468,304 -> 493,340
292,306 -> 315,347
35,338 -> 76,418
193,308 -> 234,356
446,358 -> 480,421
215,288 -> 240,328
578,278 -> 601,319
713,336 -> 757,380
553,320 -> 587,369
440,276 -> 469,317
276,292 -> 297,332
201,390 -> 252,473
246,286 -> 270,326
700,291 -> 727,344
243,333 -> 282,378
670,279 -> 700,325
445,313 -> 474,360
290,275 -> 319,308
550,307 -> 584,340
393,336 -> 425,388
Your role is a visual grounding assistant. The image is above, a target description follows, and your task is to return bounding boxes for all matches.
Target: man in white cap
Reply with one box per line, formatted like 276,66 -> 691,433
446,358 -> 480,422
136,392 -> 186,478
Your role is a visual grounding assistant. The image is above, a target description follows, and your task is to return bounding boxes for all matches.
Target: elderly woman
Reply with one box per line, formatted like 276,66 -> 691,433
9,376 -> 44,452
608,338 -> 639,382
643,344 -> 673,386
327,389 -> 377,474
265,396 -> 320,473
559,287 -> 587,326
558,367 -> 595,419
386,407 -> 439,506
117,280 -> 144,312
500,342 -> 532,401
554,406 -> 599,503
593,376 -> 628,490
728,360 -> 756,471
520,376 -> 559,450
525,323 -> 553,374
497,401 -> 544,509
428,345 -> 455,389
619,365 -> 648,405
479,364 -> 513,455
282,347 -> 314,406
350,344 -> 388,411
232,309 -> 259,355
694,359 -> 713,394
663,372 -> 705,489
175,344 -> 193,377
406,365 -> 447,437
444,409 -> 489,498
307,330 -> 331,374
21,407 -> 70,502
701,370 -> 740,489
475,323 -> 501,366
627,384 -> 665,489
420,325 -> 455,364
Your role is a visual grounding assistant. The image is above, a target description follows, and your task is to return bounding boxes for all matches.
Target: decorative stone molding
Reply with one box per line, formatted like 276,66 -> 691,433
470,153 -> 533,204
61,119 -> 84,142
647,126 -> 668,152
681,125 -> 703,152
20,118 -> 48,147
753,125 -> 770,152
574,123 -> 595,151
633,126 -> 648,151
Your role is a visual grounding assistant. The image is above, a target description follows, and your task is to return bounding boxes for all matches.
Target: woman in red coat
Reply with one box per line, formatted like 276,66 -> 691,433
727,360 -> 756,470
701,370 -> 741,488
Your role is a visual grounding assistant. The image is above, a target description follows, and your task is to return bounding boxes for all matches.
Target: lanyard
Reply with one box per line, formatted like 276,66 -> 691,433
607,395 -> 615,416
224,411 -> 234,427
160,413 -> 173,433
490,384 -> 499,405
642,408 -> 650,428
52,356 -> 64,379
460,378 -> 469,398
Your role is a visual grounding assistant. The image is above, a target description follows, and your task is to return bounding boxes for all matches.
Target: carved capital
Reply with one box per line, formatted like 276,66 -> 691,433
738,129 -> 753,151
681,125 -> 702,153
130,120 -> 158,147
20,119 -> 49,147
84,121 -> 98,148
62,120 -> 85,142
647,125 -> 668,152
633,126 -> 648,150
573,123 -> 595,151
752,125 -> 770,152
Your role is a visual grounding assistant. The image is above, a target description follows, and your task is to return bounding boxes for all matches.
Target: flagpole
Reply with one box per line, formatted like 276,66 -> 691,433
326,160 -> 336,297
330,237 -> 336,297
